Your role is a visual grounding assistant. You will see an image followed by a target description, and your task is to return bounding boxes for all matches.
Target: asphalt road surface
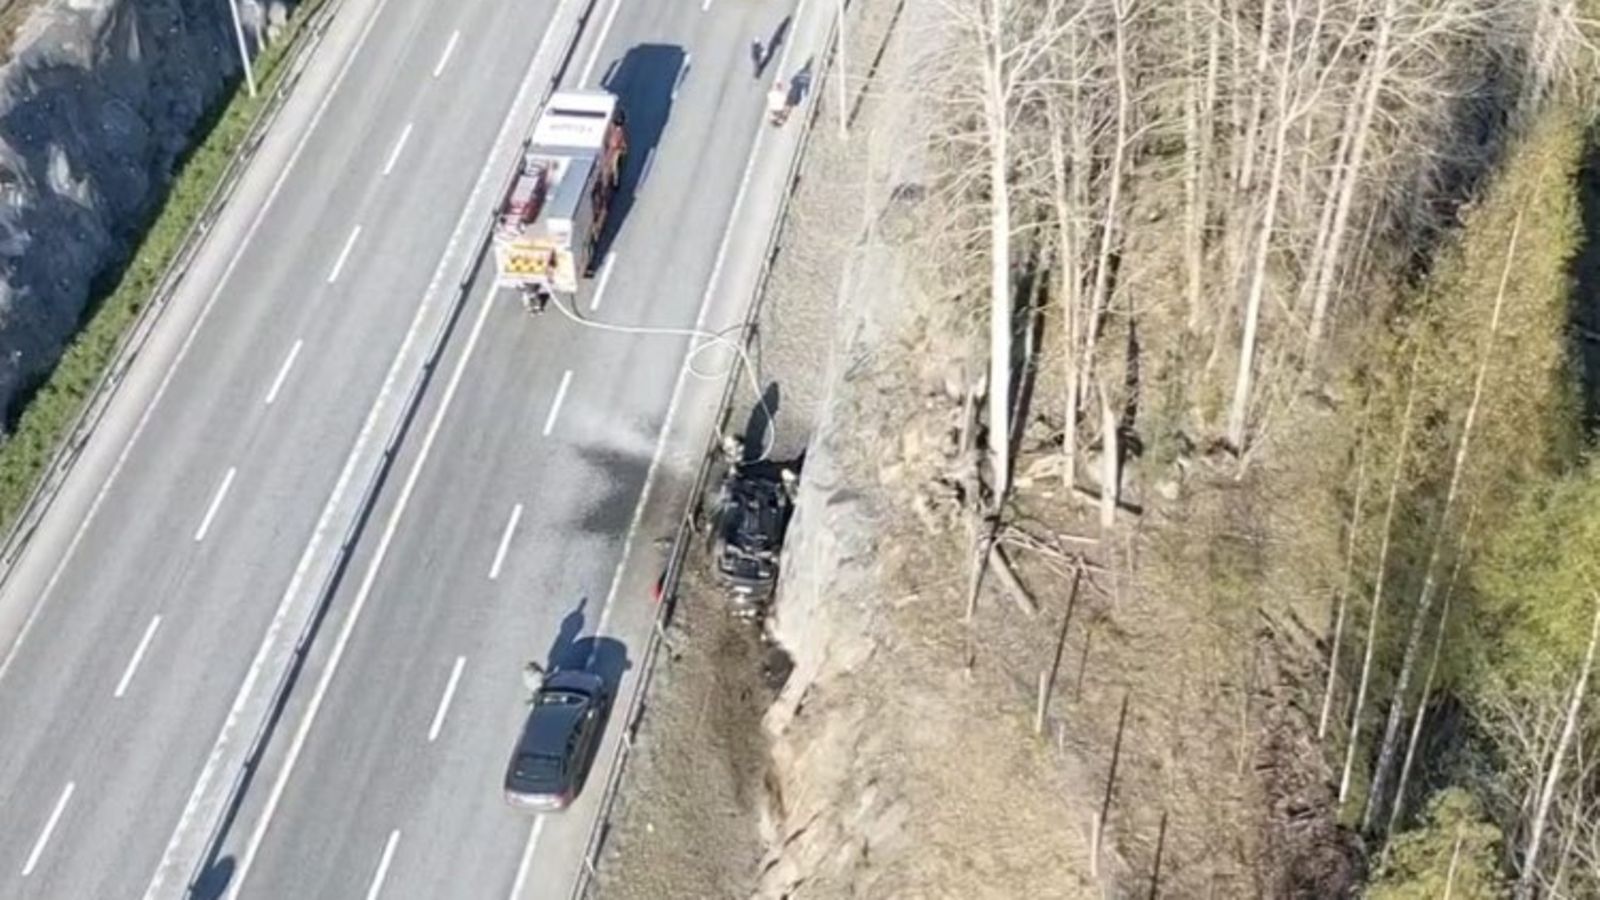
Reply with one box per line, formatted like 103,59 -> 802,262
0,0 -> 813,893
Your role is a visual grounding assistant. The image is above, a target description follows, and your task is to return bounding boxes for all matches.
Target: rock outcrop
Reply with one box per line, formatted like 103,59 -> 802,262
0,0 -> 291,419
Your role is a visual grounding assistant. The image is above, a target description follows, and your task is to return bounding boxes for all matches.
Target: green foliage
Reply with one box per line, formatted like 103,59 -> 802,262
0,2 -> 327,532
1468,467 -> 1600,700
1366,788 -> 1508,900
1345,105 -> 1591,882
1384,105 -> 1584,511
1348,105 -> 1589,698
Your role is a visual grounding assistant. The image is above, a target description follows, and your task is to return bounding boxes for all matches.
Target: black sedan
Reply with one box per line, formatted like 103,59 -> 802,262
503,670 -> 610,812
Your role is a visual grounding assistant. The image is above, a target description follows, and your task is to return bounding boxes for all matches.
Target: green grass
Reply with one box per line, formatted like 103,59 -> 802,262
0,1 -> 329,532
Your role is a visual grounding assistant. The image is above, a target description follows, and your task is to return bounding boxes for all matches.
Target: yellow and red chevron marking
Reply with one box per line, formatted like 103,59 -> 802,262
501,253 -> 549,275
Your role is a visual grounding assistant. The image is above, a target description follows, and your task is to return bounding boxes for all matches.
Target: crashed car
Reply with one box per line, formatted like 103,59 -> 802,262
710,458 -> 798,612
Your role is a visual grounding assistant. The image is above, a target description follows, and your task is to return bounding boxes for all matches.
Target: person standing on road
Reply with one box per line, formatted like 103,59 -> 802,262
522,660 -> 545,701
750,38 -> 765,78
767,79 -> 789,126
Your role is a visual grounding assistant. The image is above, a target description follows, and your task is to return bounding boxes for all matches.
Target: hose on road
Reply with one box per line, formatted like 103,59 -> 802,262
543,291 -> 777,462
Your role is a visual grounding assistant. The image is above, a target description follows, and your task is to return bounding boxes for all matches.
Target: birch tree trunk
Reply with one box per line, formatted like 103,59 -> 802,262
1299,55 -> 1364,316
1235,0 -> 1280,193
1049,24 -> 1090,490
1385,509 -> 1474,838
1225,3 -> 1298,449
1364,213 -> 1522,834
1050,121 -> 1081,490
983,0 -> 1014,501
1519,593 -> 1600,898
1340,346 -> 1421,805
1320,398 -> 1372,740
1082,0 -> 1131,394
1307,0 -> 1394,348
1181,0 -> 1213,334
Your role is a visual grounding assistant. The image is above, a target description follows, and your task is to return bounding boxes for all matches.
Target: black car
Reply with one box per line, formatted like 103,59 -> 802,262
503,670 -> 610,812
710,459 -> 797,602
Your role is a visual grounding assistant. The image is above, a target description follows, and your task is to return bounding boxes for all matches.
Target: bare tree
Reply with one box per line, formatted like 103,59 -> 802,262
1045,18 -> 1101,490
1224,0 -> 1298,449
1320,397 -> 1372,741
1233,0 -> 1280,195
1340,345 -> 1421,805
1305,0 -> 1396,347
1519,591 -> 1600,898
1181,0 -> 1221,335
1385,508 -> 1476,839
1306,0 -> 1494,347
1511,0 -> 1598,110
932,0 -> 1080,502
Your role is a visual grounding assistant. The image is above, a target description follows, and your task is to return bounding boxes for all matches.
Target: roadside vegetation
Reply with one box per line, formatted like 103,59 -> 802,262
0,0 -> 327,532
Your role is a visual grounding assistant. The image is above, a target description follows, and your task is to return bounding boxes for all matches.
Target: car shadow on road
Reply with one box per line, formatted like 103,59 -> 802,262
191,855 -> 235,900
570,634 -> 632,694
543,597 -> 632,699
569,634 -> 632,801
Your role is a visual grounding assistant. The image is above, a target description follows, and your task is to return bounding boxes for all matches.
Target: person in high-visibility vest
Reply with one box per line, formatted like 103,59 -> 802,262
767,79 -> 789,126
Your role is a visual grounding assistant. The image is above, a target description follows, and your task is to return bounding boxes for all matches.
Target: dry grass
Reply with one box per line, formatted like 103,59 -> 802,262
592,560 -> 777,900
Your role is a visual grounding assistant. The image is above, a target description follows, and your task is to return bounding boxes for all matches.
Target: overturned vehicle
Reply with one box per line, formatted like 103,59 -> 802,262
709,453 -> 800,618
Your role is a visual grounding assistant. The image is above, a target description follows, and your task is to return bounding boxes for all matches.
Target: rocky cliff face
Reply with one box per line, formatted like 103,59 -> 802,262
0,0 -> 290,419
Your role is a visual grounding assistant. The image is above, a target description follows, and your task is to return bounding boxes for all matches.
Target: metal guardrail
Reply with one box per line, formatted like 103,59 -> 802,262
566,5 -> 849,895
0,0 -> 346,594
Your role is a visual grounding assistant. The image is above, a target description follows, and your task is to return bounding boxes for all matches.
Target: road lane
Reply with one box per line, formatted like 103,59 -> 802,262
0,0 -> 564,894
224,0 -> 803,895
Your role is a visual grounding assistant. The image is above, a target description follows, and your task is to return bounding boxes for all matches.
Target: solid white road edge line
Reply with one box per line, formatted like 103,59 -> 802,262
506,814 -> 547,900
542,370 -> 573,437
0,0 -> 399,690
427,656 -> 466,742
327,225 -> 363,284
588,252 -> 616,311
114,614 -> 163,699
577,0 -> 622,88
193,467 -> 238,543
224,221 -> 508,900
382,123 -> 414,177
432,30 -> 460,78
21,782 -> 74,877
365,830 -> 400,900
263,339 -> 305,406
489,503 -> 524,581
150,0 -> 566,885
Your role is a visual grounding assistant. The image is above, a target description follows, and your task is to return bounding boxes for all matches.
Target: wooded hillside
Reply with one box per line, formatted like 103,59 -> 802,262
916,0 -> 1600,892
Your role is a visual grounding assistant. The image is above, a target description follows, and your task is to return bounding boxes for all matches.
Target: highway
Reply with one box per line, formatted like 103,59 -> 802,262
0,0 -> 816,893
214,0 -> 805,895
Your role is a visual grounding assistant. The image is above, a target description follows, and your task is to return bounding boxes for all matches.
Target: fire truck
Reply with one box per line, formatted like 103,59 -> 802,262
493,90 -> 628,311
